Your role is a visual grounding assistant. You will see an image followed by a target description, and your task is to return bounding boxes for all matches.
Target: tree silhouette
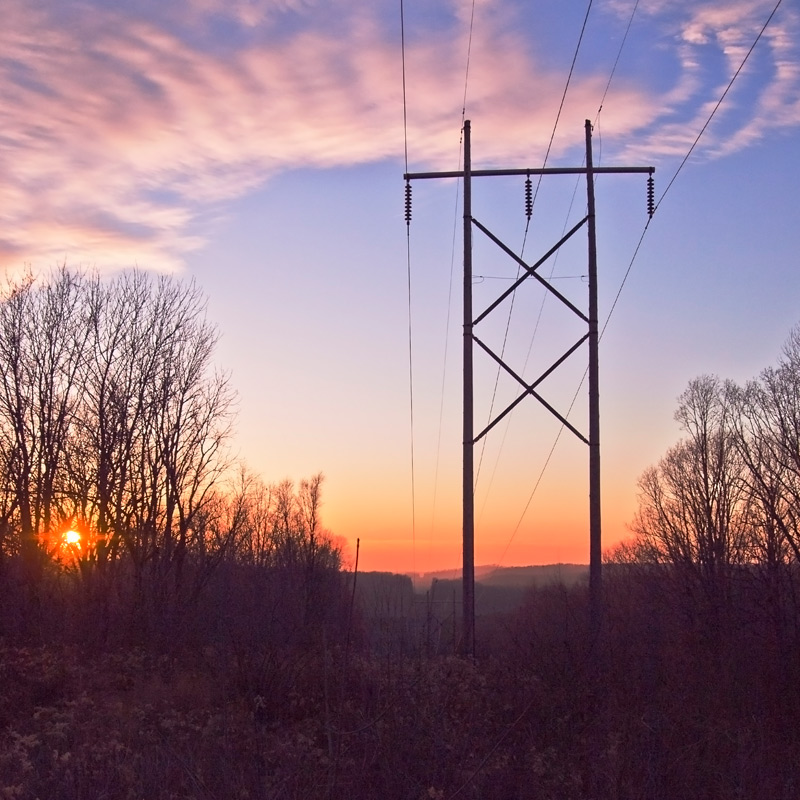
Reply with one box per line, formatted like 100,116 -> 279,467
0,268 -> 235,595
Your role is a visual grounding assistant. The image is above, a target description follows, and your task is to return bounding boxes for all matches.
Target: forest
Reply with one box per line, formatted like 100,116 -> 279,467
1,269 -> 800,799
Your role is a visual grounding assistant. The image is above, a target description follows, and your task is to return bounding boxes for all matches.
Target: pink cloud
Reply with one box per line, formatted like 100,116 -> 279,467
0,0 -> 797,275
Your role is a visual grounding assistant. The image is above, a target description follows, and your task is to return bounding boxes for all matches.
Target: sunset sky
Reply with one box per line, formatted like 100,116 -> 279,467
2,0 -> 799,574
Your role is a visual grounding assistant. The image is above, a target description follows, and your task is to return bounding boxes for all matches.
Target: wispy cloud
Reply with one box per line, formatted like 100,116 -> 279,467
0,0 -> 797,272
618,0 -> 800,161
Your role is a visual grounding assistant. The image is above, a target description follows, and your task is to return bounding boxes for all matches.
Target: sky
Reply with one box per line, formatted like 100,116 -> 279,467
2,0 -> 800,574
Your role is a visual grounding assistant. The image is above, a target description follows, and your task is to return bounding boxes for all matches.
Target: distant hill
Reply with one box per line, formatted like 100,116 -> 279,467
410,564 -> 588,592
351,565 -> 589,620
353,571 -> 415,616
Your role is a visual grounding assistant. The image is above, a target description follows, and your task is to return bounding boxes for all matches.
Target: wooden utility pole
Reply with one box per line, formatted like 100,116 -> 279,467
585,119 -> 602,631
462,120 -> 475,657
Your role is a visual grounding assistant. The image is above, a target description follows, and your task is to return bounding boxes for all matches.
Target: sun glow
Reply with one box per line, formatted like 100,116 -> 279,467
63,530 -> 81,546
45,524 -> 88,565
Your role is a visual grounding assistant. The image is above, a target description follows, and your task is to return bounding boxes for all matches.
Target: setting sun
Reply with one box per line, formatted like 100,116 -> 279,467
63,530 -> 81,546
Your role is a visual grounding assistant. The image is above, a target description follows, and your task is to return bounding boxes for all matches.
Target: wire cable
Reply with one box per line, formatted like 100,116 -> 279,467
476,174 -> 584,528
484,0 -> 636,534
429,1 -> 476,558
461,0 -> 477,123
496,0 -> 785,569
429,153 -> 462,559
605,0 -> 784,333
400,0 -> 416,575
595,0 -> 640,124
475,0 -> 596,492
529,0 -> 595,214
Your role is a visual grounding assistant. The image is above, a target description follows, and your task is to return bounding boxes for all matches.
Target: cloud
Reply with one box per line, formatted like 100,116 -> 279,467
608,0 -> 800,162
0,0 -> 797,274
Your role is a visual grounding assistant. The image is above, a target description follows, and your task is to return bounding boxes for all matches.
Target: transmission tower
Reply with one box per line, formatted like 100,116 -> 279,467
405,120 -> 654,657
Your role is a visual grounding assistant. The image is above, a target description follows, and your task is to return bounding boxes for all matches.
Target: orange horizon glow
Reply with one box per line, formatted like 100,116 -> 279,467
335,498 -> 636,576
323,436 -> 641,576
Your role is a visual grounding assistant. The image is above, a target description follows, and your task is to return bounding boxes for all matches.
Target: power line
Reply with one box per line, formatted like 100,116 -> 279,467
476,174 -> 584,531
400,0 -> 416,574
429,170 -> 462,558
476,0 -> 600,547
528,0 -> 595,215
487,0 -> 637,552
400,0 -> 409,174
461,0 -> 477,124
595,0 -> 640,123
497,0 -> 786,572
429,1 -> 476,562
475,0 -> 596,493
606,0 -> 785,330
407,0 -> 782,589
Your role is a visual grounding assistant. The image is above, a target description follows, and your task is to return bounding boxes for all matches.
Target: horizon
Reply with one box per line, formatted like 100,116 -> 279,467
353,561 -> 590,576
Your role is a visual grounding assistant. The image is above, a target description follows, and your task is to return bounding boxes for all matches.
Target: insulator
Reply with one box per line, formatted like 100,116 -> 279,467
524,176 -> 533,219
647,173 -> 655,219
404,181 -> 412,225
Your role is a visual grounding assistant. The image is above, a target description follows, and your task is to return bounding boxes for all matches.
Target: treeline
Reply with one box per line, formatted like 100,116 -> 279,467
597,326 -> 800,799
0,268 -> 344,646
611,326 -> 800,630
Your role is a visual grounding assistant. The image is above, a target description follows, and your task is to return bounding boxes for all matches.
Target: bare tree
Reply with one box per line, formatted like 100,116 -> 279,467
0,268 -> 89,580
731,327 -> 800,565
0,269 -> 236,597
232,472 -> 338,575
630,376 -> 752,595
